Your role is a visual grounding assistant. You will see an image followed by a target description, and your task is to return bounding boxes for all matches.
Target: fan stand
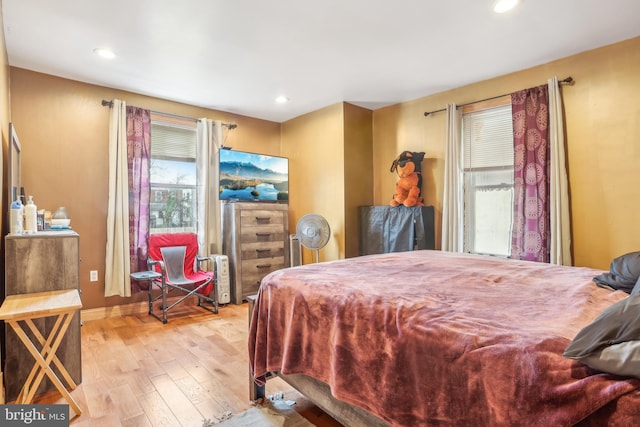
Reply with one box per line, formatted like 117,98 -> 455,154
313,249 -> 320,263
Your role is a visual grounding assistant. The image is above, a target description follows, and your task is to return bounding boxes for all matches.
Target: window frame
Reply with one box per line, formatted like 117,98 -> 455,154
461,96 -> 514,257
149,113 -> 198,235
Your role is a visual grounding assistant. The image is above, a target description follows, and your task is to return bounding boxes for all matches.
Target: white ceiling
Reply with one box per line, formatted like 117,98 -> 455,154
3,0 -> 640,123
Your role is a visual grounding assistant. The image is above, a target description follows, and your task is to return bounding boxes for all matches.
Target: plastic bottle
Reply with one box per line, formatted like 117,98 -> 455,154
24,195 -> 38,234
10,199 -> 23,235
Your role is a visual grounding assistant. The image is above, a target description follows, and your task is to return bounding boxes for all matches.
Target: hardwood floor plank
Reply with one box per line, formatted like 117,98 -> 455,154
82,379 -> 117,419
108,383 -> 144,420
120,369 -> 157,397
195,379 -> 240,415
180,359 -> 220,385
149,374 -> 206,427
139,339 -> 181,365
158,359 -> 191,382
174,374 -> 211,405
78,413 -> 124,427
121,413 -> 153,427
126,341 -> 166,378
78,346 -> 104,386
137,390 -> 182,427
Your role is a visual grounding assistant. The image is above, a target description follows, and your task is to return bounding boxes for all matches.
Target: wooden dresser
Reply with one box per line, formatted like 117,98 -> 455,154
3,231 -> 81,402
223,202 -> 289,304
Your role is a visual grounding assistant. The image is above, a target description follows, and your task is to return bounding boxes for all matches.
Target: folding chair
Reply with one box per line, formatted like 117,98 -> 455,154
146,233 -> 219,323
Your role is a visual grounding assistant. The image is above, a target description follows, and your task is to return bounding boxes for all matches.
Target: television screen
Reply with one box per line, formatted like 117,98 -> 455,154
219,150 -> 289,202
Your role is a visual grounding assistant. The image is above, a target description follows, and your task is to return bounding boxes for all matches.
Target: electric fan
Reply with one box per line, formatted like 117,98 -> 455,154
295,213 -> 331,263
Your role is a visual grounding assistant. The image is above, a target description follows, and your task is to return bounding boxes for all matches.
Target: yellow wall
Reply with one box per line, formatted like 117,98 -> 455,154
343,103 -> 373,258
372,36 -> 640,270
281,103 -> 345,263
0,0 -> 10,236
281,102 -> 373,262
9,68 -> 281,310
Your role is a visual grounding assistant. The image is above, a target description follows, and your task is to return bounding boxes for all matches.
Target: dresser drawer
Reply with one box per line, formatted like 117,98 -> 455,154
241,257 -> 286,293
241,241 -> 285,261
240,210 -> 285,227
240,224 -> 286,243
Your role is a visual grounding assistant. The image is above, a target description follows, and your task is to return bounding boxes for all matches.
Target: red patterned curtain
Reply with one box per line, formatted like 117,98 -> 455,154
126,106 -> 151,291
510,85 -> 550,262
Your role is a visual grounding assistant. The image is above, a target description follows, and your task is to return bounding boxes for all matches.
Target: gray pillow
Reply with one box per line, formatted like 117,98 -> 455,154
564,295 -> 640,377
579,341 -> 640,378
631,275 -> 640,296
593,251 -> 640,293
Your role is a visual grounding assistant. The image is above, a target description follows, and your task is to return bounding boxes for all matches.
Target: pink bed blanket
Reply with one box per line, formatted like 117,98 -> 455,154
248,250 -> 640,426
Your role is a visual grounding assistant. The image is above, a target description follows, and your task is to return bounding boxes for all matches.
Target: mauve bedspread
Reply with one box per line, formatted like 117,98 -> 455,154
248,250 -> 640,426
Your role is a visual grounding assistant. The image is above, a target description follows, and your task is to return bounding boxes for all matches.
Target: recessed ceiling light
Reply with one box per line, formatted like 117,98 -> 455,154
493,0 -> 520,13
93,48 -> 116,59
275,96 -> 290,104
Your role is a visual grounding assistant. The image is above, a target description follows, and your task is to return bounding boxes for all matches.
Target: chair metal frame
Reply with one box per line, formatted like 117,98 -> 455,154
146,233 -> 219,324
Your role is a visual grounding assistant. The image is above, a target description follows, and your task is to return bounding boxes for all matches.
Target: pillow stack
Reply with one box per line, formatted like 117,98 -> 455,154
564,295 -> 640,378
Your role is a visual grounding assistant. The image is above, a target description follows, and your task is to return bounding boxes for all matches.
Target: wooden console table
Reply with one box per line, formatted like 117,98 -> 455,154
0,289 -> 82,417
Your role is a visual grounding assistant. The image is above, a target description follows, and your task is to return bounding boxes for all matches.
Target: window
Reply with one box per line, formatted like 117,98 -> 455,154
149,117 -> 197,234
462,103 -> 513,257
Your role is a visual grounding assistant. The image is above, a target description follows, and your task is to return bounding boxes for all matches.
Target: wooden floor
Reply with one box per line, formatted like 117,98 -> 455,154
21,299 -> 342,427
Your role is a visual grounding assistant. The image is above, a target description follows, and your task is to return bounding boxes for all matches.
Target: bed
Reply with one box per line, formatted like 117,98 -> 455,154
248,250 -> 640,426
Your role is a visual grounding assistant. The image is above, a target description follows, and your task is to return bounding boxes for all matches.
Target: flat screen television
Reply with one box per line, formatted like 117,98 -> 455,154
219,149 -> 289,202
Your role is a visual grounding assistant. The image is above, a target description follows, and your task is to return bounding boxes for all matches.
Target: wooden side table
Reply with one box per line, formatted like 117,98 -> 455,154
0,289 -> 82,417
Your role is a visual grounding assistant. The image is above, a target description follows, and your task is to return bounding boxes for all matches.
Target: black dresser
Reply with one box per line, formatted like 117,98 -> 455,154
359,205 -> 435,255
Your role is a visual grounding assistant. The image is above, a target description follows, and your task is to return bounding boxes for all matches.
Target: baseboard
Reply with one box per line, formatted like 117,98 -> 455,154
81,301 -> 148,322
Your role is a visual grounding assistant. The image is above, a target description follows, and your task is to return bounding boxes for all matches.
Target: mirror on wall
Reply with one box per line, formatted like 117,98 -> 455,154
8,122 -> 22,207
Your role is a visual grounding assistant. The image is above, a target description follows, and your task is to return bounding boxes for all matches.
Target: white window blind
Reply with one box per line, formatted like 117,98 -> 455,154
150,121 -> 197,161
463,104 -> 513,170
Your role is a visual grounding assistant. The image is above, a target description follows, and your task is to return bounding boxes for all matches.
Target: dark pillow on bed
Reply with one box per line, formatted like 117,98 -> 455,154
593,251 -> 640,293
564,295 -> 640,378
631,275 -> 640,296
578,341 -> 640,377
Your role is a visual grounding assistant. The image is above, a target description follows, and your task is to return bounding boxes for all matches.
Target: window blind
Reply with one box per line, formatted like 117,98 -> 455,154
150,121 -> 197,161
463,104 -> 513,169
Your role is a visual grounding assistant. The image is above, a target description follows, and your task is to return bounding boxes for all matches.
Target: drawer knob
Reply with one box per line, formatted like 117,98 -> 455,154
256,264 -> 272,269
256,216 -> 271,222
256,232 -> 271,237
256,249 -> 271,253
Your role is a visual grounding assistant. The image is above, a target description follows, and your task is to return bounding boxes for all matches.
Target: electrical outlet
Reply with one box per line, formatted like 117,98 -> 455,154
90,270 -> 98,282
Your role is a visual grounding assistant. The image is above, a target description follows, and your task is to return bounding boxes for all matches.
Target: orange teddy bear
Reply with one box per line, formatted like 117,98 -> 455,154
390,151 -> 425,207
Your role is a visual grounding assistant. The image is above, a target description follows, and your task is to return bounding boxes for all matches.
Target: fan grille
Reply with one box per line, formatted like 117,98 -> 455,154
296,214 -> 330,250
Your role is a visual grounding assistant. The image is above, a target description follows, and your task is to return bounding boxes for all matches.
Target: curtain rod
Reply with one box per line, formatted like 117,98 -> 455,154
101,99 -> 237,129
422,76 -> 574,117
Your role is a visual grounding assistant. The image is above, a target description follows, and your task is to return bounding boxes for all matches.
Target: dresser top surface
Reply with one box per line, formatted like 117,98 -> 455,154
224,202 -> 288,210
5,230 -> 79,239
